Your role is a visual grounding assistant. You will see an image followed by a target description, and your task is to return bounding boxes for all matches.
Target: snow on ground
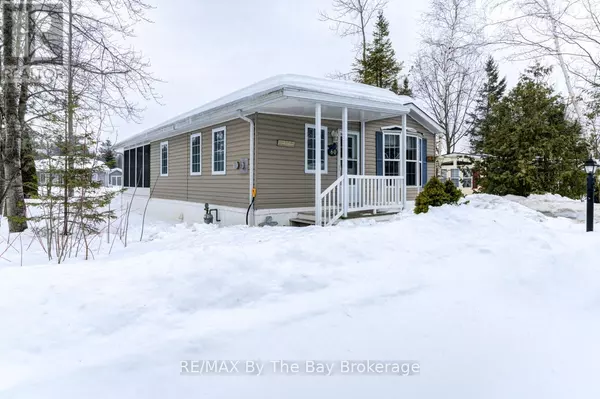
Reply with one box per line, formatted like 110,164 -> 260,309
1,194 -> 600,398
505,193 -> 600,222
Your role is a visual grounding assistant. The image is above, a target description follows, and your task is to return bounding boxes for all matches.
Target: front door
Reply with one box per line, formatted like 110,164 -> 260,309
341,132 -> 360,204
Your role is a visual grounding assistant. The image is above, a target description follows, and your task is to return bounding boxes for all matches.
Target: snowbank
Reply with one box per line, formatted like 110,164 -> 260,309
1,195 -> 599,398
504,193 -> 600,222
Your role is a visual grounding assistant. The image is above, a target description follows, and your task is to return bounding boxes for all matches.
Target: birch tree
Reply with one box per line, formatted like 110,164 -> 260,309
412,0 -> 484,154
486,0 -> 588,132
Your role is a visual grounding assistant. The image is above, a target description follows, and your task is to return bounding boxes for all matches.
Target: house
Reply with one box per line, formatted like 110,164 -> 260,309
108,168 -> 123,187
438,153 -> 482,195
114,75 -> 443,226
36,157 -> 111,187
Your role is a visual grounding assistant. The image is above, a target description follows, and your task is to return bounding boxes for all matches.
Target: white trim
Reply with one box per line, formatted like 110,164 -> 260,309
189,133 -> 202,176
304,123 -> 328,174
405,135 -> 423,188
160,141 -> 169,177
381,125 -> 418,133
212,126 -> 227,175
283,88 -> 410,114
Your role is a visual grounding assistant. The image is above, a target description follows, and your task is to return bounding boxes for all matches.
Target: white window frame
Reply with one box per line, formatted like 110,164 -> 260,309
304,123 -> 328,174
383,132 -> 402,177
212,127 -> 227,175
190,133 -> 202,176
160,141 -> 169,177
406,135 -> 423,187
451,168 -> 460,188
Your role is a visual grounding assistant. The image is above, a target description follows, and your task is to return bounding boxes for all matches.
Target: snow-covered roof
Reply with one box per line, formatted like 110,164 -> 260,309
35,157 -> 110,172
116,74 -> 442,149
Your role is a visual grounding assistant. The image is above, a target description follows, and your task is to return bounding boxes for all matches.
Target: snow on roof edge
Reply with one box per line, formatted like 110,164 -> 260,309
116,74 -> 419,148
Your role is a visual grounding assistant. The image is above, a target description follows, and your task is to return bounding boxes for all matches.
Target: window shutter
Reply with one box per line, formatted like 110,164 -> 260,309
376,131 -> 383,176
422,138 -> 428,185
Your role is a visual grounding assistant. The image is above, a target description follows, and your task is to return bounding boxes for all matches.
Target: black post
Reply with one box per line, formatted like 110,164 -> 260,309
587,173 -> 594,232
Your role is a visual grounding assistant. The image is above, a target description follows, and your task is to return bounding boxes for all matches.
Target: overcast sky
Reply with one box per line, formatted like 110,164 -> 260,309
114,0 -> 539,143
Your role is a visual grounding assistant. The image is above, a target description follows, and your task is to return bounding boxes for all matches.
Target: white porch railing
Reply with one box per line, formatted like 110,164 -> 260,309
348,176 -> 404,212
318,175 -> 404,226
319,175 -> 344,227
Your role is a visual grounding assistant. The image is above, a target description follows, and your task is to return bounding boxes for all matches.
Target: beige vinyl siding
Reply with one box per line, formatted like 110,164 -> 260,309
255,114 -> 360,210
365,116 -> 435,201
150,118 -> 251,208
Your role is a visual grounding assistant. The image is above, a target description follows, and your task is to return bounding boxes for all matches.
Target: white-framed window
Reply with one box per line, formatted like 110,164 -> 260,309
383,133 -> 422,186
160,141 -> 168,176
383,132 -> 401,176
462,169 -> 472,188
406,136 -> 423,186
305,124 -> 328,173
39,173 -> 47,185
111,175 -> 122,186
451,169 -> 460,187
190,133 -> 202,175
212,127 -> 226,175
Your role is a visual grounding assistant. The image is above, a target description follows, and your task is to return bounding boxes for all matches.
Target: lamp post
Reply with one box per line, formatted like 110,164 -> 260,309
584,158 -> 597,232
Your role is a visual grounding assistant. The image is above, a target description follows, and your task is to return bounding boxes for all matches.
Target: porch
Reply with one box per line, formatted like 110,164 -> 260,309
248,100 -> 411,226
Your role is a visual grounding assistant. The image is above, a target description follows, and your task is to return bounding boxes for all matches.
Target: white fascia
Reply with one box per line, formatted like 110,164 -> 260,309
282,87 -> 410,116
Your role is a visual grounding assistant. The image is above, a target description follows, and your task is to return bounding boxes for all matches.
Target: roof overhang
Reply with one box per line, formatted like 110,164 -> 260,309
115,75 -> 440,150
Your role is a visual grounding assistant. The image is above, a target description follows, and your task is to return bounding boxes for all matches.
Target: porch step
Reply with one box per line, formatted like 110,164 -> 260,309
296,212 -> 315,222
289,218 -> 315,227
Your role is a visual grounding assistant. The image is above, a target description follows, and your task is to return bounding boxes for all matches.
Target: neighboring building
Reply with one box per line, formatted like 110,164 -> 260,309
115,75 -> 443,226
438,153 -> 482,195
108,168 -> 123,187
36,157 -> 111,187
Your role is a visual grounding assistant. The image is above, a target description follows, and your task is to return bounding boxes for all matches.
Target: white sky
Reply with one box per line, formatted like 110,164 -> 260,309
114,0 -> 562,143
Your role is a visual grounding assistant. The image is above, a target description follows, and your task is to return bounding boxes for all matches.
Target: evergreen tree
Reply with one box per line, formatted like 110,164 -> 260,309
468,56 -> 507,153
392,76 -> 413,96
99,139 -> 117,169
354,11 -> 402,92
21,127 -> 39,198
477,64 -> 588,198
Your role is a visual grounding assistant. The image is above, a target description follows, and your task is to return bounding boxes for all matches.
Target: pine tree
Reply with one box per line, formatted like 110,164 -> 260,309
354,11 -> 402,92
99,139 -> 117,169
21,127 -> 39,199
477,64 -> 588,198
468,56 -> 507,153
392,76 -> 413,96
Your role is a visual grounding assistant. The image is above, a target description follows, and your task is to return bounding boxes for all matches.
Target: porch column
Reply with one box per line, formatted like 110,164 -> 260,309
360,116 -> 366,175
342,107 -> 349,217
401,113 -> 407,209
315,103 -> 322,226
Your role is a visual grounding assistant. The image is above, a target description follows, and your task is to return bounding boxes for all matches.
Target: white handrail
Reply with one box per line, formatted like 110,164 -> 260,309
319,175 -> 344,226
317,175 -> 404,226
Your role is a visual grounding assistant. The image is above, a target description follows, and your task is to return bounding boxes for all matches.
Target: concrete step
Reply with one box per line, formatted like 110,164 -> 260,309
296,212 -> 316,222
289,218 -> 315,227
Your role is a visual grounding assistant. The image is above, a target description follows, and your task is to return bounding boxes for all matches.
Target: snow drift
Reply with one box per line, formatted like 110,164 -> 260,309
0,194 -> 599,398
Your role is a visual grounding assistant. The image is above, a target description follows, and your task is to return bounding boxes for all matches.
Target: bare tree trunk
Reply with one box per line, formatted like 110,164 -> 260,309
63,0 -> 74,235
2,0 -> 28,232
540,0 -> 586,132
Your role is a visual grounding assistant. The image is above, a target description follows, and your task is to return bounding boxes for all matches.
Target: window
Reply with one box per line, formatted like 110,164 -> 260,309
383,133 -> 401,176
160,141 -> 168,176
212,127 -> 226,175
406,136 -> 418,185
111,175 -> 122,186
462,169 -> 472,188
305,124 -> 328,173
451,169 -> 460,187
190,133 -> 202,175
123,144 -> 150,188
383,133 -> 423,186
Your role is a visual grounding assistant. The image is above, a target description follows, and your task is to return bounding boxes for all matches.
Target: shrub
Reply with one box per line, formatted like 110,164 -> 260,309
444,179 -> 463,203
414,177 -> 463,214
